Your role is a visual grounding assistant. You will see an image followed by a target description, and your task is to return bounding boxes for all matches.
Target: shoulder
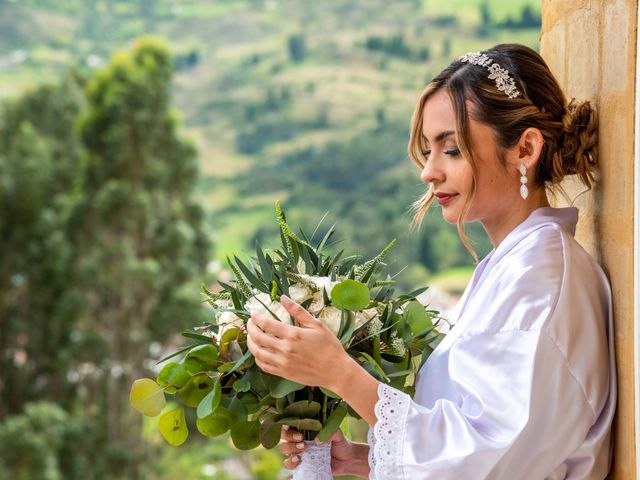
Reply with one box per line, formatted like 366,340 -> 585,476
462,221 -> 609,335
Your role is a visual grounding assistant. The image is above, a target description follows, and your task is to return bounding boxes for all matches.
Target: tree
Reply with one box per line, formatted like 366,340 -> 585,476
287,33 -> 306,62
0,75 -> 86,419
0,37 -> 210,478
74,36 -> 210,476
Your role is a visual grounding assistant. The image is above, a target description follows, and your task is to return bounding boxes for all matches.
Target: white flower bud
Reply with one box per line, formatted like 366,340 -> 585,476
317,307 -> 343,336
244,293 -> 292,324
355,308 -> 378,329
289,283 -> 313,304
218,310 -> 244,334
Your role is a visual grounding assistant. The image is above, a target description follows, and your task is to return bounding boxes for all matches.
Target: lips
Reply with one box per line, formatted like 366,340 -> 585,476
434,192 -> 458,205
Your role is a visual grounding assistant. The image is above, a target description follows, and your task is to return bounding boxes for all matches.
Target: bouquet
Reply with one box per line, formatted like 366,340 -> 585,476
130,201 -> 444,478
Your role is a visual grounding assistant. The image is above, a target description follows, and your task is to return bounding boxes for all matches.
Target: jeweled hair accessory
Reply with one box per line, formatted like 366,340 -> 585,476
459,51 -> 521,99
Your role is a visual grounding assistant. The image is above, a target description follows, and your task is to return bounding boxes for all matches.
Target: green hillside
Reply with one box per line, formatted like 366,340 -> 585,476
0,0 -> 541,293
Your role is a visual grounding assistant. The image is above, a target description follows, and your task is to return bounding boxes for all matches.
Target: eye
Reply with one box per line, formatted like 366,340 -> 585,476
445,148 -> 461,157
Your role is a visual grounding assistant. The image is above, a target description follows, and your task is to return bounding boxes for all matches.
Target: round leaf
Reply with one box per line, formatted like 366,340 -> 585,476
230,420 -> 261,450
130,378 -> 166,417
196,378 -> 222,419
232,372 -> 252,392
158,408 -> 189,446
260,419 -> 282,449
196,408 -> 233,438
238,391 -> 260,414
276,417 -> 323,431
269,377 -> 304,398
282,400 -> 321,418
331,279 -> 370,311
178,373 -> 214,407
317,405 -> 348,442
183,344 -> 218,374
403,301 -> 432,335
156,362 -> 190,394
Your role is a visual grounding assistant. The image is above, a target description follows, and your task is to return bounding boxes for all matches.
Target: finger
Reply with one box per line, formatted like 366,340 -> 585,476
247,318 -> 284,351
279,440 -> 307,456
280,295 -> 323,329
250,311 -> 292,339
315,427 -> 344,445
281,426 -> 305,442
283,454 -> 301,470
246,334 -> 280,372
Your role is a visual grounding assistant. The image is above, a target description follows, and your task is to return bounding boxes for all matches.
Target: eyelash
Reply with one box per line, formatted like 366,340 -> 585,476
421,148 -> 461,158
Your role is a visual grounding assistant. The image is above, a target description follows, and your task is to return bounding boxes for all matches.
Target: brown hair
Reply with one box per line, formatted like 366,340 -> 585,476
408,43 -> 598,260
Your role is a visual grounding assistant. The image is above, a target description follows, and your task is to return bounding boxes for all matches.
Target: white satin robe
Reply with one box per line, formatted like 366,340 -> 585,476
368,207 -> 616,479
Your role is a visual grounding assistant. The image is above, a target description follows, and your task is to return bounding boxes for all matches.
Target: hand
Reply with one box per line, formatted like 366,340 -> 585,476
246,294 -> 350,390
279,426 -> 368,477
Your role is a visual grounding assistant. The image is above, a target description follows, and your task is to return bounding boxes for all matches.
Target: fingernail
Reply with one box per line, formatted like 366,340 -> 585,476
282,425 -> 289,430
293,433 -> 303,441
291,455 -> 299,463
281,294 -> 290,303
296,442 -> 304,449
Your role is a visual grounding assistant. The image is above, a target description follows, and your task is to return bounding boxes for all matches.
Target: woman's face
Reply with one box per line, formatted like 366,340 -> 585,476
420,89 -> 519,227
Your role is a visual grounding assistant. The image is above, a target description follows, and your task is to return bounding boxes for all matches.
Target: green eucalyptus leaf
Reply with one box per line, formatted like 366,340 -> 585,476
269,376 -> 305,398
319,387 -> 340,399
228,394 -> 249,422
250,369 -> 271,396
239,391 -> 261,414
196,407 -> 233,438
276,417 -> 323,431
230,420 -> 261,450
331,279 -> 370,311
317,405 -> 348,442
233,369 -> 253,392
183,344 -> 218,374
178,373 -> 214,407
403,301 -> 432,335
196,377 -> 222,419
260,418 -> 282,449
158,408 -> 189,446
282,400 -> 321,418
130,378 -> 165,417
156,362 -> 190,394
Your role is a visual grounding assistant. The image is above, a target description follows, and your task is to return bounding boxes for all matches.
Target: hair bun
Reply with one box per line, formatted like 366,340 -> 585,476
559,99 -> 598,187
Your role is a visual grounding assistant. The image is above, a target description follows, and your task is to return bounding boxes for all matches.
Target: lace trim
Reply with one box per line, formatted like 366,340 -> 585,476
367,427 -> 377,477
369,383 -> 411,479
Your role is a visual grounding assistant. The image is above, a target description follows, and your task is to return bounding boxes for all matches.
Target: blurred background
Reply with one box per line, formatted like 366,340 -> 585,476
0,0 -> 540,478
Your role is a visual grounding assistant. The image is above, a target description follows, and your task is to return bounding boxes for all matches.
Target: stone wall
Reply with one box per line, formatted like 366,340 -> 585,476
540,0 -> 637,478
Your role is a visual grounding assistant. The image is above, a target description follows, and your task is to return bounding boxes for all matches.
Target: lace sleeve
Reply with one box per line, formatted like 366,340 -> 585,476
368,383 -> 411,480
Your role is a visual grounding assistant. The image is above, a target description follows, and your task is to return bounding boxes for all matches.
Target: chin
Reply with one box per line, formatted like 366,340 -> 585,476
441,211 -> 460,225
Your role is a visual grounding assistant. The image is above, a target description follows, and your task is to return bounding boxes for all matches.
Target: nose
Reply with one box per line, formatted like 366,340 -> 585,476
420,154 -> 445,185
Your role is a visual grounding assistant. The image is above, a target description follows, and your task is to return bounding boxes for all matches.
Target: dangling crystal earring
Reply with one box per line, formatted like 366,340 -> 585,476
519,163 -> 529,200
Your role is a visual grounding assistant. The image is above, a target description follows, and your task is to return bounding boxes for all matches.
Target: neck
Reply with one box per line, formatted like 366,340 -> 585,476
482,189 -> 550,248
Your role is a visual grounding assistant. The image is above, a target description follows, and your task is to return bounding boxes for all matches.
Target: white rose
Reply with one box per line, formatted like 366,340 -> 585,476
244,293 -> 292,325
289,283 -> 314,305
270,301 -> 293,325
355,308 -> 378,329
244,292 -> 272,314
217,310 -> 244,334
318,306 -> 343,336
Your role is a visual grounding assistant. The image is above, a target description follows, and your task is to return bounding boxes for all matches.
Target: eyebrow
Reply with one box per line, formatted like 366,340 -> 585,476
423,130 -> 456,145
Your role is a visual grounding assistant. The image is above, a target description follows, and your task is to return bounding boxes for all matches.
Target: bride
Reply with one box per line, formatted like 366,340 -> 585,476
246,43 -> 616,479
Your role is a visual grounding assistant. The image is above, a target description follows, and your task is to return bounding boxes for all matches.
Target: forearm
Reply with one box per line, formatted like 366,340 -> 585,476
328,355 -> 381,427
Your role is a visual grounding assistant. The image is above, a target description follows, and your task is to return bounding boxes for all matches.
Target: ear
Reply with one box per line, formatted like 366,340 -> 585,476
512,127 -> 545,171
